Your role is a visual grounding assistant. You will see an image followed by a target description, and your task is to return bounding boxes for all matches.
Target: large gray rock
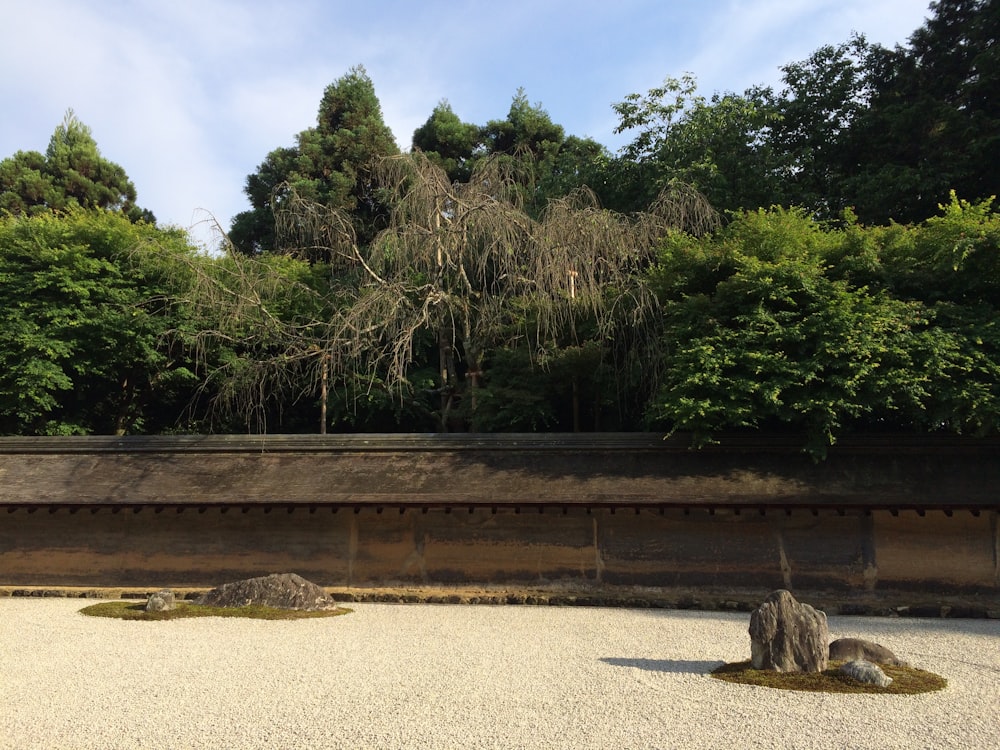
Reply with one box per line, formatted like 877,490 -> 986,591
145,589 -> 176,612
196,573 -> 336,611
839,659 -> 893,688
829,637 -> 909,667
749,589 -> 830,673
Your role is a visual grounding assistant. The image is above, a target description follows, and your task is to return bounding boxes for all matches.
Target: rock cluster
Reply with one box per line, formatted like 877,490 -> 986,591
749,589 -> 829,673
196,573 -> 336,611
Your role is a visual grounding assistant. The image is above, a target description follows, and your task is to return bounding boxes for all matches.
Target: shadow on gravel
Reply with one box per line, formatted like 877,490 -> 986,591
600,657 -> 725,674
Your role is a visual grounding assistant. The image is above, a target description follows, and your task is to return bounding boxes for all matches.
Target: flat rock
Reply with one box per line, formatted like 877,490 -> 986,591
839,659 -> 893,688
196,573 -> 336,611
749,589 -> 829,673
829,637 -> 909,667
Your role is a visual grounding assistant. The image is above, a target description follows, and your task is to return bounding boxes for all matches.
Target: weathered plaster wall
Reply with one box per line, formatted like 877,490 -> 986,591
1,505 -> 996,595
2,434 -> 998,597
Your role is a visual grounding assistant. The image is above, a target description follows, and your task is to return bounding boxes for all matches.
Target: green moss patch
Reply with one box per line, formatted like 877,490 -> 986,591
710,660 -> 947,695
79,600 -> 351,621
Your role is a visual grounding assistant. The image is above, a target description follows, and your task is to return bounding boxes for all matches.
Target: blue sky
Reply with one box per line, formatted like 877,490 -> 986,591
2,0 -> 933,249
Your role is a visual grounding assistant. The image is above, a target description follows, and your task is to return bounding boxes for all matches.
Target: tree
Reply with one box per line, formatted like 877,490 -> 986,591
0,210 -> 198,435
414,92 -> 611,216
195,152 -> 716,432
844,0 -> 1000,223
480,89 -> 565,161
645,203 -> 1000,453
612,75 -> 781,214
230,66 -> 400,256
228,147 -> 298,256
357,153 -> 716,430
765,35 -> 879,218
875,193 -> 1000,433
164,250 -> 346,433
534,135 -> 616,214
0,110 -> 153,222
411,100 -> 481,183
479,90 -> 568,215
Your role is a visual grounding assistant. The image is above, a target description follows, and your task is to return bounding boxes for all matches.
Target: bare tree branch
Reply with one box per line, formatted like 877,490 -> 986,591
149,154 -> 717,432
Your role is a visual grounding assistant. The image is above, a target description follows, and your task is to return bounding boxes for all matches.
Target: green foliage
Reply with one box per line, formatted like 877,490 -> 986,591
894,192 -> 1000,305
646,204 -> 1000,452
411,91 -> 614,216
412,100 -> 481,182
461,347 -> 563,432
0,210 -> 199,435
228,146 -> 298,256
611,75 -> 782,214
535,135 -> 614,210
481,88 -> 565,163
845,0 -> 1000,223
764,35 -> 877,218
477,90 -> 568,215
166,250 -> 344,432
0,110 -> 152,223
611,2 -> 999,223
6,6 -> 999,438
459,342 -> 620,433
325,370 -> 438,433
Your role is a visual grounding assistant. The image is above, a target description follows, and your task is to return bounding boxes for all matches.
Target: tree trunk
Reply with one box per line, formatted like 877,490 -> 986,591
320,355 -> 328,435
438,327 -> 456,432
572,377 -> 581,432
464,316 -> 481,429
114,376 -> 135,436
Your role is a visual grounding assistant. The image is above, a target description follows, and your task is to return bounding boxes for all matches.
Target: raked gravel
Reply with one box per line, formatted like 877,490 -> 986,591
1,598 -> 998,750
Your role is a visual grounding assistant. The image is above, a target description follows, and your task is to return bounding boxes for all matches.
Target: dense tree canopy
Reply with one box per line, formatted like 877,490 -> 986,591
411,100 -> 481,183
646,198 -> 1000,453
844,0 -> 1000,223
412,91 -> 615,217
613,1 -> 999,223
196,152 -> 716,433
0,210 -> 196,434
611,75 -> 781,214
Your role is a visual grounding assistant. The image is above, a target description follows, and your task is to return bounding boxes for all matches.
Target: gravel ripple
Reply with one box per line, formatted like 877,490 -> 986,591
2,599 -> 998,749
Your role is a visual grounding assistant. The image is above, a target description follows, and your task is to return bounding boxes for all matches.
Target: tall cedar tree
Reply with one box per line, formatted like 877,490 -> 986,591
229,66 -> 399,256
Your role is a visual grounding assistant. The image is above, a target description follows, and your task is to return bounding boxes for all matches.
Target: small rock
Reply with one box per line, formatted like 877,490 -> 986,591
840,659 -> 893,688
145,589 -> 176,612
829,637 -> 909,667
749,589 -> 830,673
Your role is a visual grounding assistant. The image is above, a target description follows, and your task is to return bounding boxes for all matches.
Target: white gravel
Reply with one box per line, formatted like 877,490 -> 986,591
1,599 -> 998,750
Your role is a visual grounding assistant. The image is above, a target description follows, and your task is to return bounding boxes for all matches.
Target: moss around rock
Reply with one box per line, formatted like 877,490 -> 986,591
79,600 -> 350,621
710,660 -> 947,694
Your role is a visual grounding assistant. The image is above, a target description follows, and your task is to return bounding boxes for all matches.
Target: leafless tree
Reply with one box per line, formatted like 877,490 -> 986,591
167,153 -> 717,432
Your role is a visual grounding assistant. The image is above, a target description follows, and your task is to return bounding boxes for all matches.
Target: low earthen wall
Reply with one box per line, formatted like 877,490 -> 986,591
1,434 -> 998,601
